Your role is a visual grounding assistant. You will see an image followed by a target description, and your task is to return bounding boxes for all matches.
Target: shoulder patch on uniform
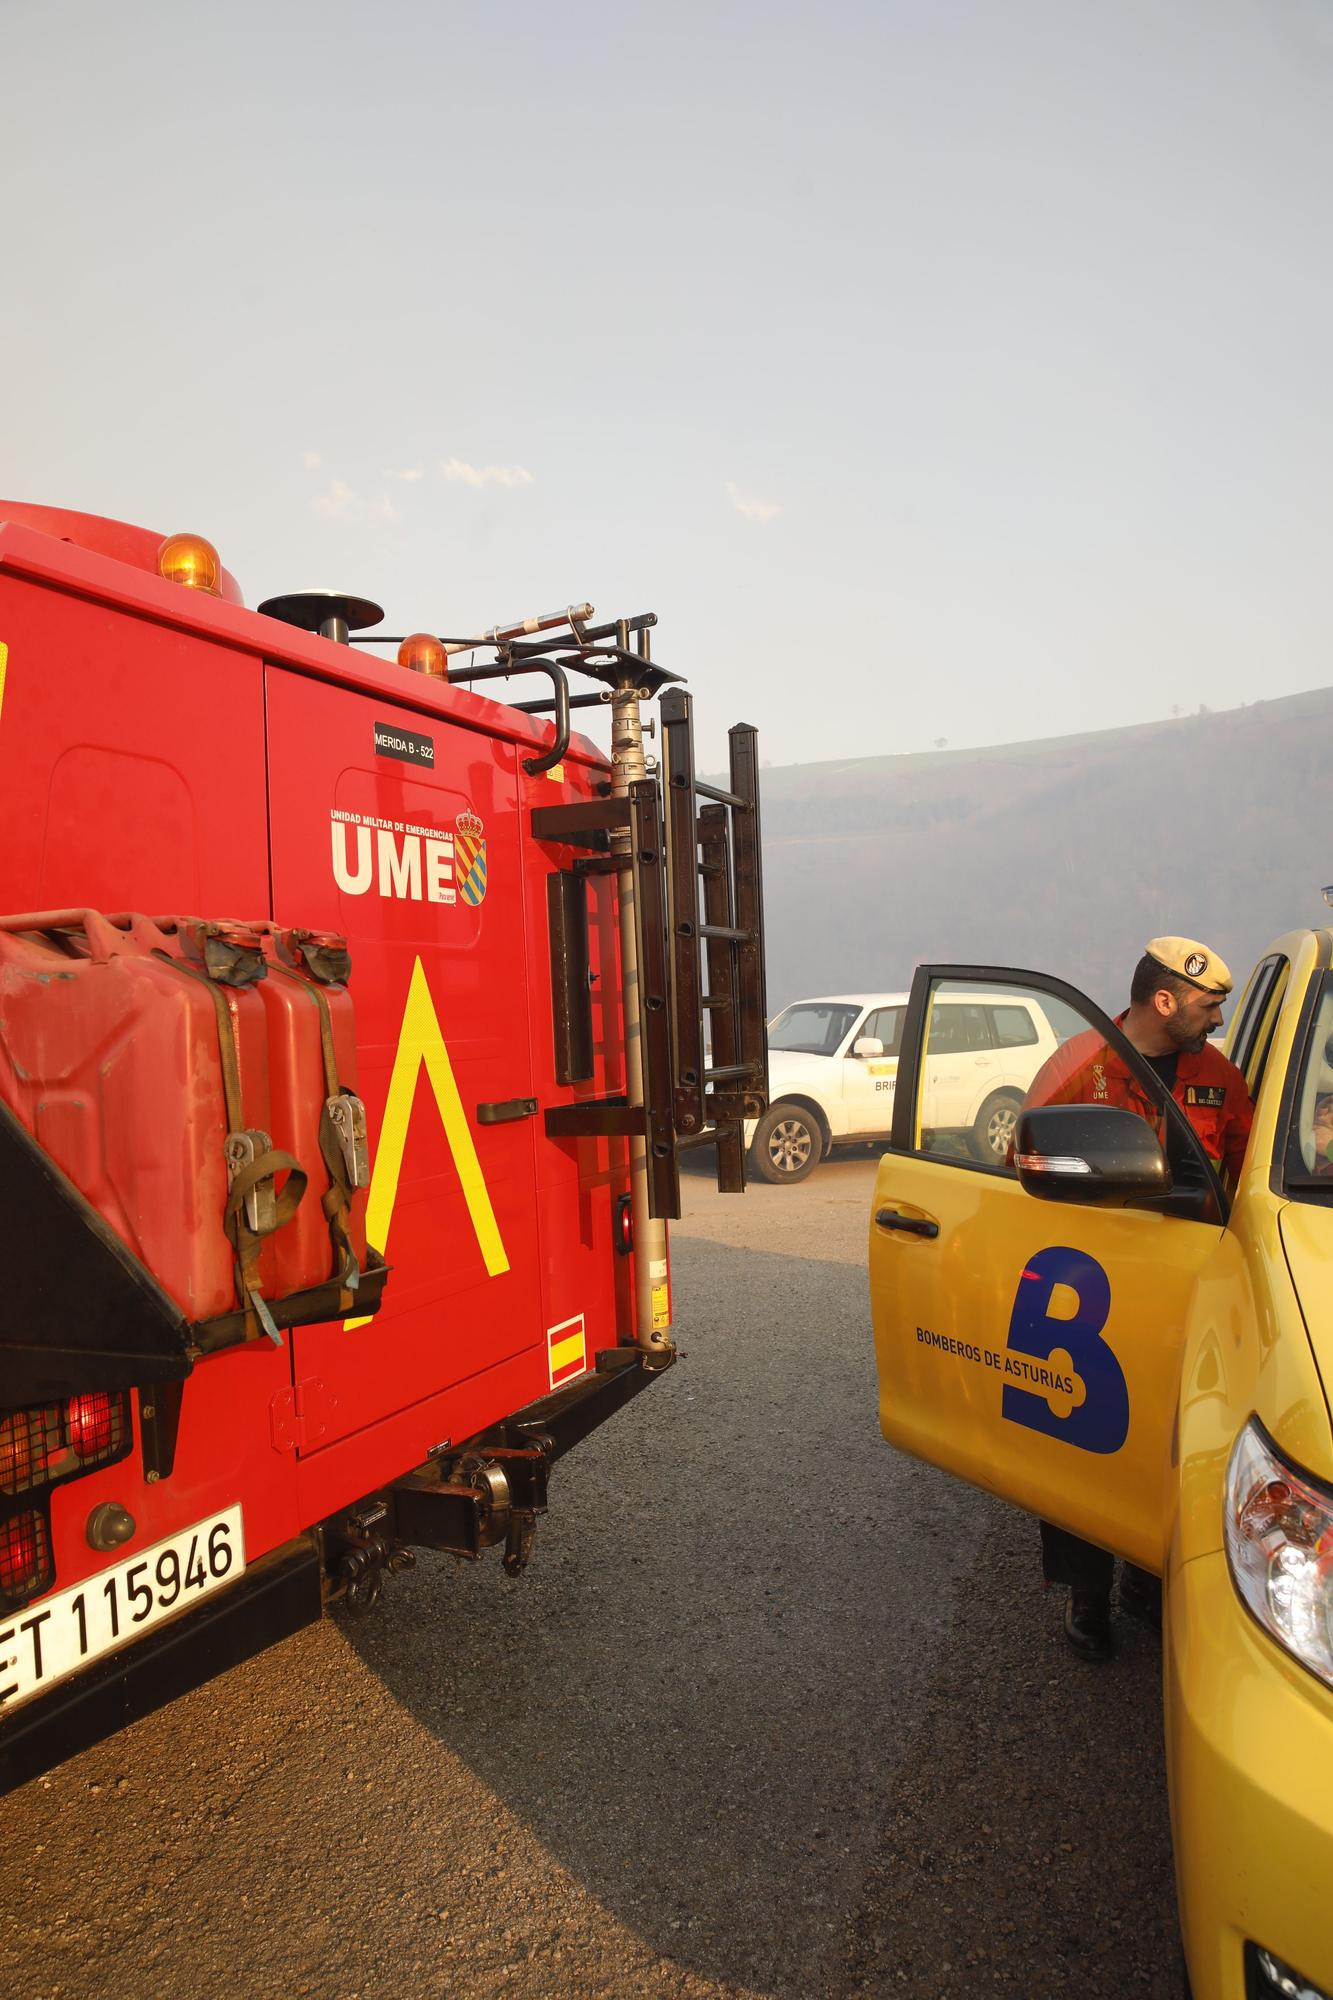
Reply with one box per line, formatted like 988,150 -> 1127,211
1184,1085 -> 1226,1108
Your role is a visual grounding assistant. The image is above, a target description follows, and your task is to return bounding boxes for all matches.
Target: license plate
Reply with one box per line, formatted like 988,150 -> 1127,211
0,1505 -> 245,1713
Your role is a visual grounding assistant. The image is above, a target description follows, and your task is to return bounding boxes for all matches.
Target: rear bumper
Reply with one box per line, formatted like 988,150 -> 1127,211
386,1346 -> 672,1563
503,1342 -> 672,1454
0,1535 -> 322,1797
1166,1549 -> 1333,2000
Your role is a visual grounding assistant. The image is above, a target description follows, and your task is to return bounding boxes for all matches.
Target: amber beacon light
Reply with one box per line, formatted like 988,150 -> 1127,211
157,532 -> 222,596
397,632 -> 449,676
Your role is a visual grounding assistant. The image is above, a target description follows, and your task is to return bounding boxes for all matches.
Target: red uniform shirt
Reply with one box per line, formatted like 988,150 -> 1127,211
1021,1016 -> 1254,1181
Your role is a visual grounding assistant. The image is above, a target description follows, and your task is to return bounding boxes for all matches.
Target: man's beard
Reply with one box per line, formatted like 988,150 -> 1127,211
1166,1014 -> 1208,1055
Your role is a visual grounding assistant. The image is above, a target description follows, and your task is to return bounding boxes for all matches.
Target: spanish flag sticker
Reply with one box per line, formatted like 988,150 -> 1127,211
547,1313 -> 588,1390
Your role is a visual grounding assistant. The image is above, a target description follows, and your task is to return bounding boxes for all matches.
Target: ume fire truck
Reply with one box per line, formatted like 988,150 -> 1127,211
0,502 -> 768,1791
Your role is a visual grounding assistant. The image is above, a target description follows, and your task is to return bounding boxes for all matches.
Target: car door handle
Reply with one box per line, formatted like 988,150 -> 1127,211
874,1208 -> 939,1239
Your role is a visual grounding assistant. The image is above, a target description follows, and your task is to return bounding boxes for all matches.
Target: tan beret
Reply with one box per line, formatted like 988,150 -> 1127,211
1145,936 -> 1233,995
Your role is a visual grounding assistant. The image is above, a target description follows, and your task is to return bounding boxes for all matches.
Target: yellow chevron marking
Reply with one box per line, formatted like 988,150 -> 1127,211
345,956 -> 509,1328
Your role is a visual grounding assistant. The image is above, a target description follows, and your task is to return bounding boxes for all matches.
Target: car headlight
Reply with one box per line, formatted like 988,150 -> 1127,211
1247,1941 -> 1333,2000
1225,1419 -> 1333,1691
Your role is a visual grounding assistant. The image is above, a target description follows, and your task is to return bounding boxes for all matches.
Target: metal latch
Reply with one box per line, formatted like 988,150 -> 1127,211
326,1093 -> 370,1188
224,1129 -> 278,1232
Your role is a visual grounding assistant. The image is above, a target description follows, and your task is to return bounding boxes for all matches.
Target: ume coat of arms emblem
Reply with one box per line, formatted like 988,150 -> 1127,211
455,808 -> 487,907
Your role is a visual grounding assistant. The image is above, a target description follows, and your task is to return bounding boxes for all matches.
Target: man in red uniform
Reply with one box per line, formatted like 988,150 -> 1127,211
1021,935 -> 1252,1183
1028,936 -> 1254,1659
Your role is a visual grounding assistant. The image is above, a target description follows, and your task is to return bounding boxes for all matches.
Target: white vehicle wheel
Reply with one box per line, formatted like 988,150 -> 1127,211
973,1091 -> 1023,1165
752,1103 -> 823,1184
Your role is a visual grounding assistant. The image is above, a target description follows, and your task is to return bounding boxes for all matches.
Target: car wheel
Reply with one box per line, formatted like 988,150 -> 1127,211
751,1103 -> 823,1184
973,1090 -> 1023,1165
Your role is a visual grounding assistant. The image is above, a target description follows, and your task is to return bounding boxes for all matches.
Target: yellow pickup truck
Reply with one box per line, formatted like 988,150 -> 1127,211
869,931 -> 1333,2000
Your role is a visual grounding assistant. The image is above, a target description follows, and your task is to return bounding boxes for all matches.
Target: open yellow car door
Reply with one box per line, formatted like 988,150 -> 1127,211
870,966 -> 1226,1574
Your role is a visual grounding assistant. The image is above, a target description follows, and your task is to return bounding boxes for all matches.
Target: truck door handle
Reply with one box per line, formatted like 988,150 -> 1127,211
874,1208 -> 939,1239
476,1096 -> 539,1125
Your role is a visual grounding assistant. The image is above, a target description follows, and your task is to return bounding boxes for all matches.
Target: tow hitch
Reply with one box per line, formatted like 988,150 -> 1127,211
329,1502 -> 416,1615
321,1347 -> 669,1606
392,1442 -> 551,1573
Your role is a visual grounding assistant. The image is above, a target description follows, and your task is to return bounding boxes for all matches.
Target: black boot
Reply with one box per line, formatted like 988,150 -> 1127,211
1118,1566 -> 1162,1629
1063,1588 -> 1113,1661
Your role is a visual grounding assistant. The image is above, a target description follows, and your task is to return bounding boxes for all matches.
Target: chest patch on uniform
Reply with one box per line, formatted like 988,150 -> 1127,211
1184,1085 -> 1226,1109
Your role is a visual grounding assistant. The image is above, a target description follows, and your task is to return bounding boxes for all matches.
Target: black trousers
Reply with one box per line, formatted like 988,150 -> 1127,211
1040,1521 -> 1158,1605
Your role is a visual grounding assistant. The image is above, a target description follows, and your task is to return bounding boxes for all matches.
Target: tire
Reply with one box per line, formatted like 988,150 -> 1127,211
972,1090 -> 1023,1165
751,1102 -> 823,1184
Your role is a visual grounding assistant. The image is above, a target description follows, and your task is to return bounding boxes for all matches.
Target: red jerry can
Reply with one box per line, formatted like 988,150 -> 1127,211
0,910 -> 293,1327
244,923 -> 371,1300
149,916 -> 376,1320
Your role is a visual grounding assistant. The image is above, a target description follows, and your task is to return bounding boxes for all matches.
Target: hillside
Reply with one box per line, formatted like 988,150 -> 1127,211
752,687 -> 1333,1014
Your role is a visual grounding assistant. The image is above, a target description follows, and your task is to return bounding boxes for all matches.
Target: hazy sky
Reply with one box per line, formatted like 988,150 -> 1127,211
7,0 -> 1332,769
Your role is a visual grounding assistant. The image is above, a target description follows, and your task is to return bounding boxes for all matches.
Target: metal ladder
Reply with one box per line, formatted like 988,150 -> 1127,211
533,684 -> 768,1219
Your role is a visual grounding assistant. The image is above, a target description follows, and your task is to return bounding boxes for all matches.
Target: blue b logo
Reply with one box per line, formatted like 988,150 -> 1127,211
1002,1245 -> 1129,1455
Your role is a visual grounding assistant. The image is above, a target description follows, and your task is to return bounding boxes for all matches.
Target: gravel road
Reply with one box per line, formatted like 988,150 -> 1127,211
1,1156 -> 1185,1999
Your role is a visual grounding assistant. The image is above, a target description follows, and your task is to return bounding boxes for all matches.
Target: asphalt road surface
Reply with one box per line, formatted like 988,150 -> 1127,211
2,1156 -> 1185,2000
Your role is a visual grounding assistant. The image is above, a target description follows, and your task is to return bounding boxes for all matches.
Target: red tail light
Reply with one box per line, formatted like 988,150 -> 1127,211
67,1393 -> 119,1461
0,1410 -> 51,1493
0,1509 -> 51,1600
0,1391 -> 131,1610
615,1192 -> 634,1255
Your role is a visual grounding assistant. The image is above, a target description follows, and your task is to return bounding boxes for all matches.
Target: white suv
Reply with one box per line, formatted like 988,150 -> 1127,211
745,989 -> 1061,1183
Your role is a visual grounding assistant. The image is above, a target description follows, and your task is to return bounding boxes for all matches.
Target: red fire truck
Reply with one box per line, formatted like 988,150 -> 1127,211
0,502 -> 767,1792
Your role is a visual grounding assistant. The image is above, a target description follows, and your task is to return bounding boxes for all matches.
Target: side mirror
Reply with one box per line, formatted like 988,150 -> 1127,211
1014,1104 -> 1170,1207
853,1037 -> 885,1058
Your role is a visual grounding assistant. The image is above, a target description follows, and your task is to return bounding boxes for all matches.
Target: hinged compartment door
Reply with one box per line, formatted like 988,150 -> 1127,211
0,564 -> 269,914
265,669 -> 542,1452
